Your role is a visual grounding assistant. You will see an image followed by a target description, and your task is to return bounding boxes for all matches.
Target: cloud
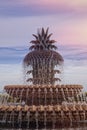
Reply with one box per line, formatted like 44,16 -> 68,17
0,45 -> 87,64
0,47 -> 28,64
0,0 -> 87,17
59,45 -> 87,61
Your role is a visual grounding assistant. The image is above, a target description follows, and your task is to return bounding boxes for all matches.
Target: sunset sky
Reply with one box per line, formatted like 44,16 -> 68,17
0,0 -> 87,91
0,0 -> 87,47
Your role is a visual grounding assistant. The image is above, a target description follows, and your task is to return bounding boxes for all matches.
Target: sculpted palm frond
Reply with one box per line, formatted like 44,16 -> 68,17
26,78 -> 33,82
54,70 -> 61,74
48,40 -> 56,44
47,33 -> 53,39
51,70 -> 61,74
30,40 -> 40,44
38,33 -> 42,41
29,45 -> 36,50
26,70 -> 33,74
45,27 -> 49,37
29,45 -> 40,50
32,34 -> 38,40
42,28 -> 45,36
53,78 -> 61,82
48,44 -> 57,50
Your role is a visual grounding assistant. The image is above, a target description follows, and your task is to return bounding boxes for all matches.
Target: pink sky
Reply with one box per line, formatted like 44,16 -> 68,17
0,0 -> 87,90
0,0 -> 87,47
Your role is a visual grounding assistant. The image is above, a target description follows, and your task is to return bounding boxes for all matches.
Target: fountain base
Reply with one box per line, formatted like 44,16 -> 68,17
0,103 -> 87,128
0,84 -> 86,129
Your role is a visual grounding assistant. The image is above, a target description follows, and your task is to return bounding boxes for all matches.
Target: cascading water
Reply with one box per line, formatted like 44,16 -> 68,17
52,110 -> 56,129
44,110 -> 47,129
18,110 -> 22,128
44,88 -> 47,105
32,88 -> 35,105
38,88 -> 41,105
56,88 -> 59,104
20,89 -> 24,103
9,110 -> 14,126
61,88 -> 66,101
26,111 -> 30,128
26,88 -> 29,104
50,88 -> 53,105
35,111 -> 39,129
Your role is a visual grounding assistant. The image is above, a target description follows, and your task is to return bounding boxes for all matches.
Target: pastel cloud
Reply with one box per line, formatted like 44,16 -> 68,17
0,0 -> 87,17
20,0 -> 87,8
54,19 -> 87,46
0,0 -> 87,47
0,46 -> 87,64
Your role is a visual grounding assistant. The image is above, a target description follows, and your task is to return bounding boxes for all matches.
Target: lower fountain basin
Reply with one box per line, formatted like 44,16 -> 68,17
0,103 -> 87,128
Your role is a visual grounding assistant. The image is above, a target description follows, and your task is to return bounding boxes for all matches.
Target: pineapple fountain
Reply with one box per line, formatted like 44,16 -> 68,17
0,28 -> 87,129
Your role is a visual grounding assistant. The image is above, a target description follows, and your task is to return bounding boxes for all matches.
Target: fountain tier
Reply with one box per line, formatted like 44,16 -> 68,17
0,103 -> 87,128
5,85 -> 82,105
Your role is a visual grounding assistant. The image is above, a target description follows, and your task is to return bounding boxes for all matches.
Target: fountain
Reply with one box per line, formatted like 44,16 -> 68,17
0,27 -> 87,129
